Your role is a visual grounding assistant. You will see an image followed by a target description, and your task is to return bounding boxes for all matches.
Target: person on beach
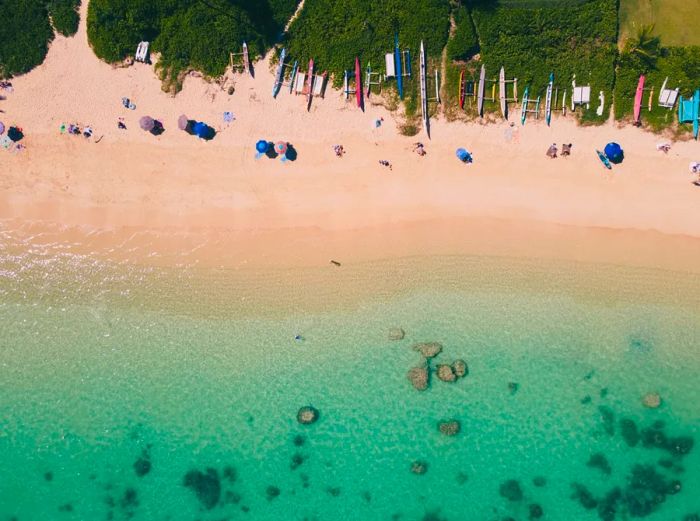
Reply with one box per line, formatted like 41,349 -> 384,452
117,118 -> 126,130
656,143 -> 671,154
413,142 -> 426,156
333,144 -> 344,157
379,160 -> 392,170
546,143 -> 558,159
561,143 -> 572,157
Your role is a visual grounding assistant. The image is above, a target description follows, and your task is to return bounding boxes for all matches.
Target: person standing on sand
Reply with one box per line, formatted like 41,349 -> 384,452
546,143 -> 558,159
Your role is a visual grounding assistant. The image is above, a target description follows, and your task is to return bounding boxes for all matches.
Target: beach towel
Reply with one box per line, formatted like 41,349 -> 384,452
223,112 -> 235,124
1,135 -> 12,149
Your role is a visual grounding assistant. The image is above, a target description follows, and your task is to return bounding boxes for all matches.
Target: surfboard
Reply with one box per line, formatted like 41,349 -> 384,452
306,58 -> 314,111
634,75 -> 645,124
477,65 -> 485,117
272,47 -> 286,98
545,72 -> 554,126
420,41 -> 429,138
596,149 -> 612,170
499,67 -> 506,119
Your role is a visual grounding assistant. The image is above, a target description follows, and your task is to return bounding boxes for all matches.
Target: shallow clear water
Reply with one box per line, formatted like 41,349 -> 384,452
1,237 -> 699,521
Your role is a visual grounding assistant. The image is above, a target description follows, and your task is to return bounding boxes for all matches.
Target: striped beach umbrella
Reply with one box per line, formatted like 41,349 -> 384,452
139,116 -> 155,132
274,141 -> 287,155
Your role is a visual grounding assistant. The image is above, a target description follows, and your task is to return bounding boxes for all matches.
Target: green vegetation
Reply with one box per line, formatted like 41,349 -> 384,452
48,0 -> 81,36
446,6 -> 478,62
619,0 -> 700,48
0,0 -> 80,78
285,0 -> 451,87
457,0 -> 618,123
87,0 -> 299,91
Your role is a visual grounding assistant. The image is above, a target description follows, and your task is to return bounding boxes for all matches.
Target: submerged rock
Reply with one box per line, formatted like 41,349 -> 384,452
499,479 -> 523,502
297,406 -> 319,425
580,395 -> 592,405
620,418 -> 640,447
508,382 -> 519,395
133,449 -> 151,477
412,342 -> 443,359
361,490 -> 372,502
598,406 -> 615,436
265,485 -> 280,500
407,366 -> 429,391
571,483 -> 598,510
528,503 -> 544,519
44,471 -> 53,482
623,464 -> 673,517
587,453 -> 612,475
389,328 -> 405,341
668,436 -> 694,457
290,453 -> 305,471
183,468 -> 221,510
410,460 -> 428,475
532,476 -> 547,488
597,487 -> 621,521
222,465 -> 237,483
452,359 -> 468,378
326,486 -> 341,497
436,364 -> 456,382
456,472 -> 469,485
643,392 -> 662,409
684,514 -> 700,521
293,434 -> 306,447
437,420 -> 460,436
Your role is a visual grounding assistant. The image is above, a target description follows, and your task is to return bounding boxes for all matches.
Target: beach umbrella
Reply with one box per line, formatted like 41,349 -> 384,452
0,122 -> 4,135
604,142 -> 624,164
177,114 -> 189,131
139,116 -> 155,132
455,148 -> 472,163
7,126 -> 23,142
274,141 -> 287,155
255,139 -> 269,157
192,121 -> 208,139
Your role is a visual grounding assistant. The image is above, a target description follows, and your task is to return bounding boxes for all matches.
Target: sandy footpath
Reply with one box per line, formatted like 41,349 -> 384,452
2,1 -> 700,271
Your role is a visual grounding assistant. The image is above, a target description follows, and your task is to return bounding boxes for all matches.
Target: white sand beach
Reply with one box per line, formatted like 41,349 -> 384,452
2,1 -> 700,271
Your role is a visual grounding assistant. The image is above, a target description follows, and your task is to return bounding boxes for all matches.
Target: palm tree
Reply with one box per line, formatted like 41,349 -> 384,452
624,24 -> 661,67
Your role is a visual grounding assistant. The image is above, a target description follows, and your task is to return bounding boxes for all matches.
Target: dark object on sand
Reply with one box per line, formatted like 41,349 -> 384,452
330,260 -> 341,266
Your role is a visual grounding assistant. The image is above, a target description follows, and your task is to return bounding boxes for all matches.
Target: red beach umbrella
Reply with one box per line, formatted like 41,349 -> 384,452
274,141 -> 287,155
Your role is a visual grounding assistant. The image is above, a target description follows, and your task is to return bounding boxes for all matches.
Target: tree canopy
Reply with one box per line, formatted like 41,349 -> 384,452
87,0 -> 299,90
0,0 -> 80,78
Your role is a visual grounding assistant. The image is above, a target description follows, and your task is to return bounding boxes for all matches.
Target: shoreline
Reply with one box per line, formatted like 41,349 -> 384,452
2,2 -> 700,275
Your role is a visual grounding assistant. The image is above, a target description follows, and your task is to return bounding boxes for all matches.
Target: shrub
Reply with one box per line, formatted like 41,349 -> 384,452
0,0 -> 54,77
447,6 -> 479,62
48,0 -> 81,36
87,0 -> 299,90
285,0 -> 451,87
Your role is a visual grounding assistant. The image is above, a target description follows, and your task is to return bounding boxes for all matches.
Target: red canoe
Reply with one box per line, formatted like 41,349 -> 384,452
355,57 -> 363,110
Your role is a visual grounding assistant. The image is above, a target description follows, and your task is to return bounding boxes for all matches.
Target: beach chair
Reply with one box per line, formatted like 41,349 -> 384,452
658,78 -> 679,109
135,42 -> 149,63
571,75 -> 591,111
293,72 -> 306,95
384,53 -> 396,79
312,73 -> 327,98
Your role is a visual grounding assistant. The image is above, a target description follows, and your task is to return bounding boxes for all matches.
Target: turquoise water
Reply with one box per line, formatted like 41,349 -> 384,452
1,238 -> 699,521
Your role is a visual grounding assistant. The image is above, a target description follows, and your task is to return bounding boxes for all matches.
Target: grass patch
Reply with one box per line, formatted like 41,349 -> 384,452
619,0 -> 700,48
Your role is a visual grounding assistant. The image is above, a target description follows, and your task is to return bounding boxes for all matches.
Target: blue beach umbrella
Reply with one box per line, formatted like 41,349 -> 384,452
192,122 -> 207,138
604,142 -> 624,164
456,148 -> 472,163
255,139 -> 269,159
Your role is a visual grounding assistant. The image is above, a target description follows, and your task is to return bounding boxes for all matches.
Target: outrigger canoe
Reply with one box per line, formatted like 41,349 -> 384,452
306,58 -> 314,111
634,75 -> 645,125
459,70 -> 466,109
596,149 -> 612,170
395,34 -> 403,100
477,65 -> 485,117
545,72 -> 554,126
272,48 -> 286,98
520,86 -> 529,125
